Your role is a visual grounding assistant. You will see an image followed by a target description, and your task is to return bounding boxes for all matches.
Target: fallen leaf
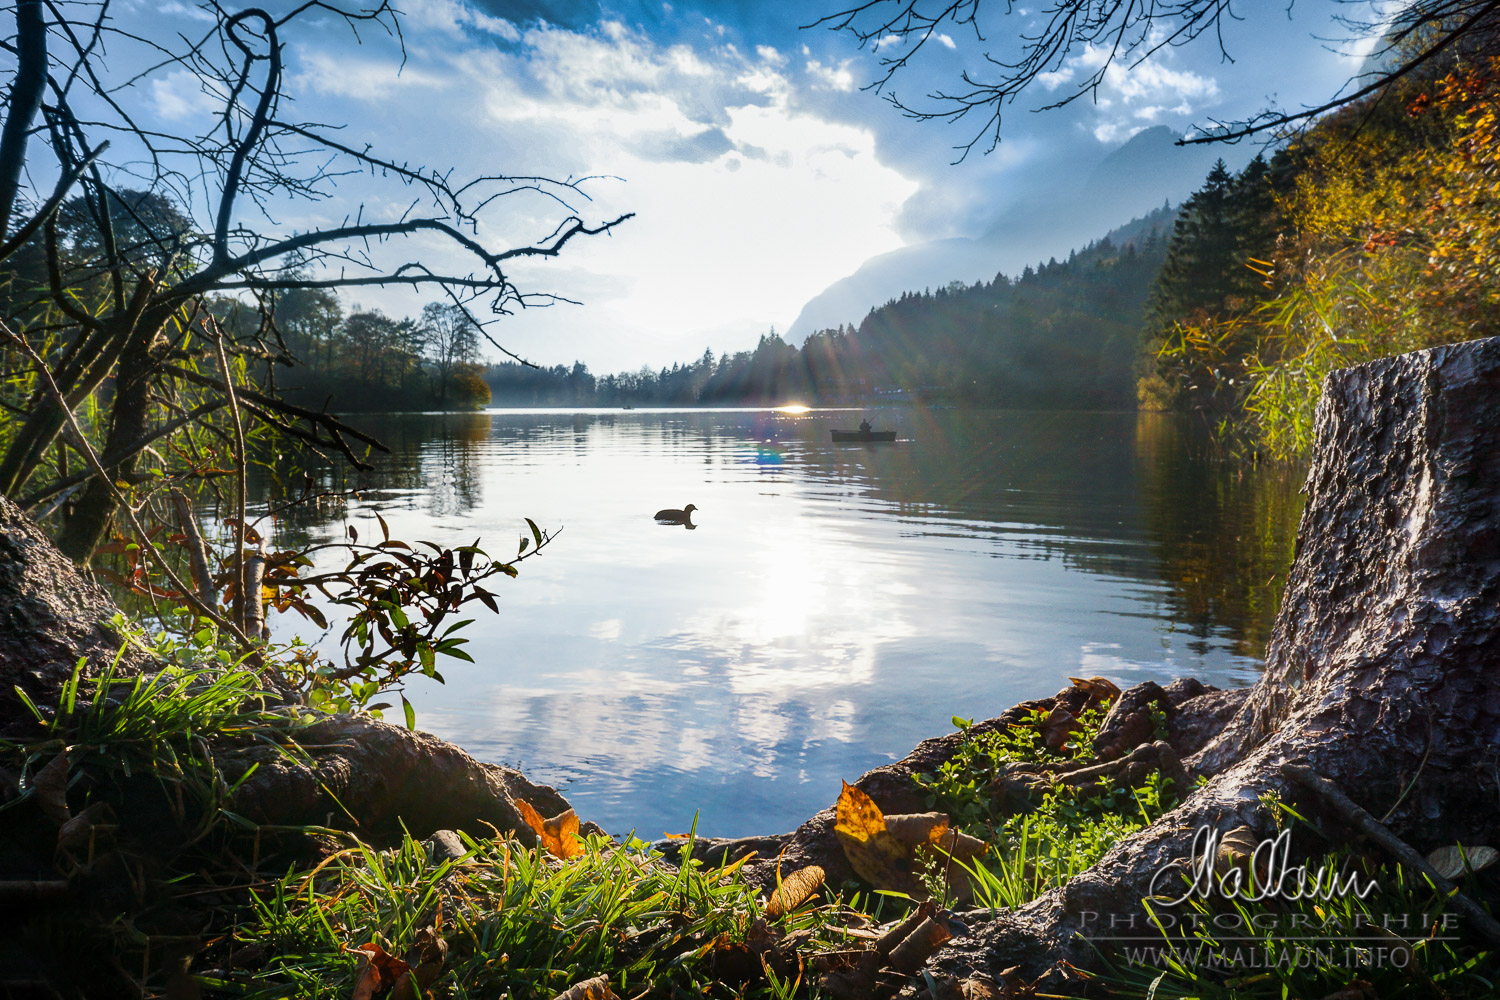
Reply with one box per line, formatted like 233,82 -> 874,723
834,786 -> 987,898
349,942 -> 409,1000
56,801 -> 116,854
834,782 -> 916,893
1039,707 -> 1082,753
392,926 -> 448,1000
1427,844 -> 1499,880
549,973 -> 619,1000
764,865 -> 825,919
875,899 -> 937,956
31,753 -> 71,825
887,916 -> 953,971
1069,676 -> 1121,704
516,799 -> 585,859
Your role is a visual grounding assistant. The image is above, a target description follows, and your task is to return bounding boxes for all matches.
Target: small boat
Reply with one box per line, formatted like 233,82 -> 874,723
831,428 -> 896,443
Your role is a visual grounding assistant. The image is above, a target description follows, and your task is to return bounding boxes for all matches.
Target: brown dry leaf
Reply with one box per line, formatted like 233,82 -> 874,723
887,915 -> 952,972
31,753 -> 71,825
1039,708 -> 1081,753
1216,826 -> 1264,884
549,974 -> 619,1000
56,801 -> 116,853
516,799 -> 585,859
764,865 -> 826,919
349,942 -> 409,1000
1427,844 -> 1499,880
834,782 -> 915,892
1319,981 -> 1378,1000
884,812 -> 951,848
391,926 -> 448,1000
1068,676 -> 1121,704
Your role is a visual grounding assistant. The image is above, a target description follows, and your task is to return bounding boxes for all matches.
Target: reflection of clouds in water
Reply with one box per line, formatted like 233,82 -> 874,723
589,618 -> 623,640
456,636 -> 872,790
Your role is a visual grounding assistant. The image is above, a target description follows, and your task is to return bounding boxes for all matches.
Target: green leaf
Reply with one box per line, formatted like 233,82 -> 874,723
525,517 -> 543,548
403,695 -> 416,730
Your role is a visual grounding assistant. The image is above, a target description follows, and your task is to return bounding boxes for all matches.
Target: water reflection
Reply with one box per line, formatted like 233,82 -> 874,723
260,408 -> 1302,838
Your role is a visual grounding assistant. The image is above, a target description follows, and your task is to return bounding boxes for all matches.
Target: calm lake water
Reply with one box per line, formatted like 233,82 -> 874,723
264,407 -> 1302,839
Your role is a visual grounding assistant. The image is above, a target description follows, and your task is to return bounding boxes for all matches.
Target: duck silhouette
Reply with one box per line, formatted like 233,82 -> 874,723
654,503 -> 697,527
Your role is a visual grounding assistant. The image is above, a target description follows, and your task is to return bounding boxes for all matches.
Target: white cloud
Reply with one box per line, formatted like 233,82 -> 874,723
150,69 -> 226,120
294,52 -> 447,99
1040,42 -> 1220,144
934,33 -> 957,50
402,0 -> 520,41
756,45 -> 787,66
805,58 -> 856,92
269,14 -> 917,371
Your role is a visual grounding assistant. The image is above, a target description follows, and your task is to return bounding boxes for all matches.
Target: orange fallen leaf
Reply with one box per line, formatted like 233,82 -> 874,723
516,799 -> 585,859
1068,676 -> 1120,703
549,974 -> 619,1000
833,785 -> 986,897
834,782 -> 913,892
349,941 -> 409,1000
1039,707 -> 1082,753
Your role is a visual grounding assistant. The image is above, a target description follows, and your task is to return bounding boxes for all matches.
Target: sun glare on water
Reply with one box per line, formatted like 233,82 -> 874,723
775,404 -> 811,414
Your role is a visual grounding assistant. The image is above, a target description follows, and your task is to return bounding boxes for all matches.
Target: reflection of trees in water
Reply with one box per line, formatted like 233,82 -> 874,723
1134,414 -> 1303,658
771,409 -> 1301,660
248,413 -> 493,549
248,407 -> 1301,662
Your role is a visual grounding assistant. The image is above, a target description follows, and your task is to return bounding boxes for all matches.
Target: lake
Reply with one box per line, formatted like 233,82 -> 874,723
264,407 -> 1303,839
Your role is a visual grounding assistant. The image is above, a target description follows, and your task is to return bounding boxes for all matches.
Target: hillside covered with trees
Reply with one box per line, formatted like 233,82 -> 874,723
487,207 -> 1175,409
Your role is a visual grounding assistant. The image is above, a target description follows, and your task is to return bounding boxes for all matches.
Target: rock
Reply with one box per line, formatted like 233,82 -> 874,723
425,829 -> 467,864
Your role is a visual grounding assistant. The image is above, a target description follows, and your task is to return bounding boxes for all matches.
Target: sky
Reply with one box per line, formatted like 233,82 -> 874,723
119,0 -> 1383,372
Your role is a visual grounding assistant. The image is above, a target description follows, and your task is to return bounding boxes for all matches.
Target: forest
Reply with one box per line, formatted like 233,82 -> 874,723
487,207 -> 1174,410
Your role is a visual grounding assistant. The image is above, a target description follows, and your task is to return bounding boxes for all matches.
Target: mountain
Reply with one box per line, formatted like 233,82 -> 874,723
785,126 -> 1229,341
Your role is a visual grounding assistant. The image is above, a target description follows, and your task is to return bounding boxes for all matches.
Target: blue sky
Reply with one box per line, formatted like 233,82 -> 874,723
126,0 -> 1380,371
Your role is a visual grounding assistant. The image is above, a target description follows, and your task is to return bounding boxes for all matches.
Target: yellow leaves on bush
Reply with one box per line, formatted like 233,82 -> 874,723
516,799 -> 584,859
833,782 -> 985,898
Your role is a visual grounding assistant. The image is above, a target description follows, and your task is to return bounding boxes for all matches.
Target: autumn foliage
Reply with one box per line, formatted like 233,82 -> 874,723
1145,50 -> 1500,459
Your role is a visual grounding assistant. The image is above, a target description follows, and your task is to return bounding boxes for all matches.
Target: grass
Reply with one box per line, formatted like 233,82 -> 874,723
9,644 -> 1499,1000
226,830 -> 856,999
916,703 -> 1180,911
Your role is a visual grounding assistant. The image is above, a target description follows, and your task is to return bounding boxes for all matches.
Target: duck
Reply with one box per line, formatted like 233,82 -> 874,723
653,503 -> 697,524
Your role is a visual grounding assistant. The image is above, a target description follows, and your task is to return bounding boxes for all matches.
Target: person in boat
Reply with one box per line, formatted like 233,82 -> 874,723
858,418 -> 872,433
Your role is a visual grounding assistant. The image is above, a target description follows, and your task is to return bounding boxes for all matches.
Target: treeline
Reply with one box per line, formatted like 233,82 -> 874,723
0,191 -> 492,415
259,291 -> 491,412
487,207 -> 1175,409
